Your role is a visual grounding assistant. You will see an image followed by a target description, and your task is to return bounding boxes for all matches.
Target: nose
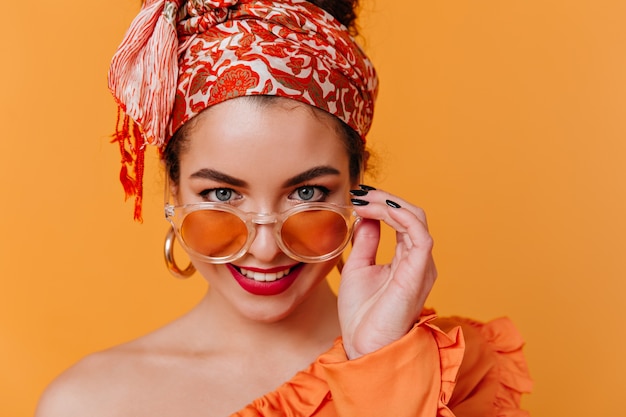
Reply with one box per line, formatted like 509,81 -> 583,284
246,223 -> 284,263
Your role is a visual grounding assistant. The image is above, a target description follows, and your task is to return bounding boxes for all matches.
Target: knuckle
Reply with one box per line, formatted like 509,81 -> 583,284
422,234 -> 434,250
414,206 -> 427,222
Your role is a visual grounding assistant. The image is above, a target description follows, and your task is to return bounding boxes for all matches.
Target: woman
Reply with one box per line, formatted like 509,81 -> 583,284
37,0 -> 532,416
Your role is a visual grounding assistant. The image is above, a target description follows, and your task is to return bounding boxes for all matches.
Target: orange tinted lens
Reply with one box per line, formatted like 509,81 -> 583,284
181,210 -> 247,258
281,209 -> 348,258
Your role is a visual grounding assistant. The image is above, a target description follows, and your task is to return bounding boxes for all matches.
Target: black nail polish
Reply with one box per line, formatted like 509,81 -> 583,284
350,189 -> 369,197
386,199 -> 401,209
351,198 -> 370,206
359,184 -> 377,191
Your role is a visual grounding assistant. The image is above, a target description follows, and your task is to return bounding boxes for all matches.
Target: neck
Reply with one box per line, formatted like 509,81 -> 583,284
187,279 -> 340,358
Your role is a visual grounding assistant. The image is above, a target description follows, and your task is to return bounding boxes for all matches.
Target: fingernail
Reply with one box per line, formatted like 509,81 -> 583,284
386,200 -> 401,209
359,184 -> 377,191
351,198 -> 370,206
350,189 -> 369,197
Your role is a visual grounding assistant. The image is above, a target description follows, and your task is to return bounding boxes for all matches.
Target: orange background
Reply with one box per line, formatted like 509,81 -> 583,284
2,1 -> 625,416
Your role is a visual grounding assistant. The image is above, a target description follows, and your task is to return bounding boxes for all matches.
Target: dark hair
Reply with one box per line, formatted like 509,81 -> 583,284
163,0 -> 367,186
308,0 -> 360,35
141,0 -> 360,33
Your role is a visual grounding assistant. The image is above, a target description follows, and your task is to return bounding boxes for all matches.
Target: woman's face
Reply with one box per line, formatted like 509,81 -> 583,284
173,97 -> 357,322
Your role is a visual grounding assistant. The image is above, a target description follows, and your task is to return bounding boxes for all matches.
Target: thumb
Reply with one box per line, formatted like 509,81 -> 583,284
344,218 -> 381,271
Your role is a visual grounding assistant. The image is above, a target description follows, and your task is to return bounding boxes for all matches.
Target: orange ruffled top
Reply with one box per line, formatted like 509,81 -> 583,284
231,314 -> 533,417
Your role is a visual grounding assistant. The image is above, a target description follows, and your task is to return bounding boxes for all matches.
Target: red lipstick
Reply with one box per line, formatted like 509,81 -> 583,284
227,264 -> 303,296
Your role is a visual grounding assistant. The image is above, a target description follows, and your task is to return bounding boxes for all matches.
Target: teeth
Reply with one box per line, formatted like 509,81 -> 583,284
239,267 -> 290,282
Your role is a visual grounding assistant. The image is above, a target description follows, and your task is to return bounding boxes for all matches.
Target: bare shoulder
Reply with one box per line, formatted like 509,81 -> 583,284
35,321 -> 189,417
35,312 -> 225,417
35,346 -> 140,417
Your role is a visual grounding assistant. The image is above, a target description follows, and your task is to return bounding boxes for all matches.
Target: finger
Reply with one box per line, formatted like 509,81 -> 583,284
355,189 -> 428,225
352,199 -> 431,250
351,190 -> 429,232
344,218 -> 380,270
387,206 -> 433,251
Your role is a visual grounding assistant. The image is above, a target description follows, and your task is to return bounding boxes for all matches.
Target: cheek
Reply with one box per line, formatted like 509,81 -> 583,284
192,261 -> 230,288
307,258 -> 341,287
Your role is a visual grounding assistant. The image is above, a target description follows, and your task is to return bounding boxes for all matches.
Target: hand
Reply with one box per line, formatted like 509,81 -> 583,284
338,187 -> 438,359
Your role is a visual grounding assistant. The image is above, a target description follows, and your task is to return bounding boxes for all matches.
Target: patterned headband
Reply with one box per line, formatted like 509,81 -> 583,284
108,0 -> 378,220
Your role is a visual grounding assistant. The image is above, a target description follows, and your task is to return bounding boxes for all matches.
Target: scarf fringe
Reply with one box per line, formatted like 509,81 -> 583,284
112,108 -> 146,222
108,0 -> 179,147
108,0 -> 180,221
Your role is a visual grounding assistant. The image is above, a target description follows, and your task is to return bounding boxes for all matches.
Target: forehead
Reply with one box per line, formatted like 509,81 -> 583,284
178,97 -> 350,182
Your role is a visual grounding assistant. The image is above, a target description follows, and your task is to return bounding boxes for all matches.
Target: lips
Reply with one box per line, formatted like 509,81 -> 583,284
227,264 -> 303,296
238,266 -> 292,282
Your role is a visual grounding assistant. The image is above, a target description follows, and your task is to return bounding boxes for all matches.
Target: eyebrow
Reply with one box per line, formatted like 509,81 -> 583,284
188,166 -> 341,188
189,169 -> 248,187
282,166 -> 341,188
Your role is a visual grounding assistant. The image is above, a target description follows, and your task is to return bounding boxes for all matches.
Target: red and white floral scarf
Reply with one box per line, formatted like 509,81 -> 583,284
108,0 -> 378,220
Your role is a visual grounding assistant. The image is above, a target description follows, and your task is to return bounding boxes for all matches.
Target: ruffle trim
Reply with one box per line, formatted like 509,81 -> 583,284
421,316 -> 466,417
451,316 -> 533,417
231,358 -> 329,416
231,314 -> 466,417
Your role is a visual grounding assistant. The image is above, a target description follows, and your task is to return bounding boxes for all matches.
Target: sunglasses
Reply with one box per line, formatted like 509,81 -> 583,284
165,201 -> 359,264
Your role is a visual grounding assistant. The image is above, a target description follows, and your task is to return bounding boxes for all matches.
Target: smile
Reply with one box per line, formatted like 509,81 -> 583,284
227,264 -> 304,296
238,266 -> 292,282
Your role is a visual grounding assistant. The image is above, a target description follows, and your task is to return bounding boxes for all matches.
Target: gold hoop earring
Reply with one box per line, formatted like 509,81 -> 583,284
164,227 -> 195,279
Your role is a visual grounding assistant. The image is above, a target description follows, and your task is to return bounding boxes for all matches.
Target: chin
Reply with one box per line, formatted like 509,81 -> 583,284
197,259 -> 338,323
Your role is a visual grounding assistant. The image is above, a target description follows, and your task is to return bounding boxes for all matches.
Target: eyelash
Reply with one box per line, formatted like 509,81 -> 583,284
290,185 -> 331,202
198,188 -> 239,203
197,185 -> 331,203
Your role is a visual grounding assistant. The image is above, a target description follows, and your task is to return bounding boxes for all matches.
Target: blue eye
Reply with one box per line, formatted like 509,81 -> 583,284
200,188 -> 237,202
298,187 -> 315,200
290,186 -> 329,202
215,189 -> 232,201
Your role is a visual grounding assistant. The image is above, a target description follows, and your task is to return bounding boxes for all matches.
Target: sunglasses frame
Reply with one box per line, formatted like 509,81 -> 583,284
164,201 -> 360,264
